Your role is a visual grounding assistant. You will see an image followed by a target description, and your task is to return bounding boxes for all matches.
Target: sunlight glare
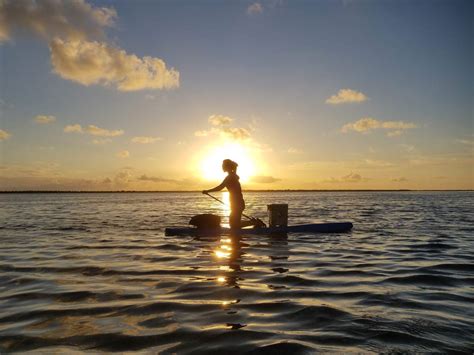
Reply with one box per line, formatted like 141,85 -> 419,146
200,143 -> 256,182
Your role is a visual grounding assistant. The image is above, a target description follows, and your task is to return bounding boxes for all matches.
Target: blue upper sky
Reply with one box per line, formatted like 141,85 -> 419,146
0,0 -> 472,190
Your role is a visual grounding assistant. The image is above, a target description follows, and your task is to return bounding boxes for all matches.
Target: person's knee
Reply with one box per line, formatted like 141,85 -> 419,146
229,214 -> 240,229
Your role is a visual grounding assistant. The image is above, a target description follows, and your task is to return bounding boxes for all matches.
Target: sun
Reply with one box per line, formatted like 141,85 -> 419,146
200,142 -> 256,182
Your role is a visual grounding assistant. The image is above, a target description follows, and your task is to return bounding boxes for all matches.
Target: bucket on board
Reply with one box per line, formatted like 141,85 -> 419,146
267,204 -> 288,227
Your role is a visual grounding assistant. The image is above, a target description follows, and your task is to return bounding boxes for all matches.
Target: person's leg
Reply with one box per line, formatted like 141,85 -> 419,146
229,209 -> 242,229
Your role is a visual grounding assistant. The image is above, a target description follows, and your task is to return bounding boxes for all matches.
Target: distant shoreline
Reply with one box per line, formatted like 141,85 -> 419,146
0,189 -> 472,193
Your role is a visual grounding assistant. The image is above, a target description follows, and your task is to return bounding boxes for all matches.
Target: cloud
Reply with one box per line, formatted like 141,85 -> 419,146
342,117 -> 379,132
220,127 -> 251,140
1,0 -> 180,92
194,130 -> 209,137
342,117 -> 416,135
247,2 -> 263,15
113,169 -> 131,185
250,175 -> 281,184
209,114 -> 233,126
387,130 -> 402,137
249,141 -> 273,153
288,147 -> 303,154
456,136 -> 474,148
323,172 -> 366,183
400,144 -> 415,152
0,175 -> 110,191
64,124 -> 83,133
117,150 -> 129,158
326,89 -> 368,104
137,174 -> 182,184
195,115 -> 252,141
34,115 -> 56,124
391,177 -> 408,182
0,129 -> 11,140
50,39 -> 179,91
86,125 -> 123,137
64,124 -> 123,136
0,0 -> 116,42
341,172 -> 363,183
363,159 -> 394,168
92,138 -> 112,145
131,136 -> 162,144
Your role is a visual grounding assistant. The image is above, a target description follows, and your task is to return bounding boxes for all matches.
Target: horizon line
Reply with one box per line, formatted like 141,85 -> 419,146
1,189 -> 473,193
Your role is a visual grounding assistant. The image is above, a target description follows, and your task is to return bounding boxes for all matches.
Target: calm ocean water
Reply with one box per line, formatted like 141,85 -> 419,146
0,191 -> 473,354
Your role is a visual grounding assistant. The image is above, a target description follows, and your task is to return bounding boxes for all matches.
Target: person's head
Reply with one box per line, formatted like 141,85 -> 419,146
222,159 -> 238,173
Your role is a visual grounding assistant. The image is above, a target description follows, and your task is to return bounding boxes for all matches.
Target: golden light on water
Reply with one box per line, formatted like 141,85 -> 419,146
214,236 -> 233,259
215,249 -> 231,259
220,192 -> 230,214
199,142 -> 256,182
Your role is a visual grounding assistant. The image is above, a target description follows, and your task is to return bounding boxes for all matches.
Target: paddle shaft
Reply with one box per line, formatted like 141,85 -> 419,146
204,192 -> 253,221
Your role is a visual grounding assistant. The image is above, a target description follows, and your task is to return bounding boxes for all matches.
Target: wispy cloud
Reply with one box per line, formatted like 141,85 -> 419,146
322,172 -> 367,183
92,138 -> 112,145
391,177 -> 408,182
194,130 -> 209,137
288,147 -> 303,154
363,159 -> 394,168
64,124 -> 124,137
247,2 -> 263,15
0,129 -> 11,141
250,175 -> 281,183
0,0 -> 180,91
64,124 -> 83,133
326,89 -> 368,104
137,174 -> 182,184
456,136 -> 474,149
342,117 -> 416,136
131,136 -> 162,144
220,127 -> 251,140
387,130 -> 403,137
87,125 -> 123,137
400,144 -> 415,152
195,114 -> 251,141
209,114 -> 233,126
116,150 -> 130,158
34,115 -> 56,124
113,169 -> 132,186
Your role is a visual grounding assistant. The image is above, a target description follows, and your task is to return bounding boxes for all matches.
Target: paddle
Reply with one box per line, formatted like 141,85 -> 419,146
204,192 -> 266,227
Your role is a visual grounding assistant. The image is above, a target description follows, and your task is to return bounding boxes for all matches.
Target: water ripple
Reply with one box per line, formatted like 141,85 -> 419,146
0,191 -> 473,353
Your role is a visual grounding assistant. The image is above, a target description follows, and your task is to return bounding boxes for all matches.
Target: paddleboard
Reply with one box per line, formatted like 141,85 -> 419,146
165,222 -> 353,236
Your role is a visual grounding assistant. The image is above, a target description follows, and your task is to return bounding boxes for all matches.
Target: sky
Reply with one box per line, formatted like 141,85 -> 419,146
0,0 -> 472,191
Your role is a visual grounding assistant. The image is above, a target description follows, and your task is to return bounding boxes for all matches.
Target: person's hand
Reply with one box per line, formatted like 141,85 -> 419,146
202,190 -> 208,195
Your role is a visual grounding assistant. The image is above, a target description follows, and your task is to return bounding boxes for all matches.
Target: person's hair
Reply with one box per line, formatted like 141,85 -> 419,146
222,159 -> 238,173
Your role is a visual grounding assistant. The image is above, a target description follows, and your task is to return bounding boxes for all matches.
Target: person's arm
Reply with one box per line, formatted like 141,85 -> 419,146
203,177 -> 228,194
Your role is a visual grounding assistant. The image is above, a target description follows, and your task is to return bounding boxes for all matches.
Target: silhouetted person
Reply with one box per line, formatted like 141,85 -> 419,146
203,159 -> 262,229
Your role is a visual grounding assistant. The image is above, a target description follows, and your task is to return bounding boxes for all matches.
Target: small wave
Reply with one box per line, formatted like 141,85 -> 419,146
284,305 -> 352,327
263,275 -> 318,287
247,341 -> 315,354
55,226 -> 89,231
0,304 -> 129,325
315,269 -> 382,277
0,264 -> 203,277
380,274 -> 473,287
410,242 -> 457,250
417,263 -> 474,273
356,293 -> 434,311
0,290 -> 144,303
